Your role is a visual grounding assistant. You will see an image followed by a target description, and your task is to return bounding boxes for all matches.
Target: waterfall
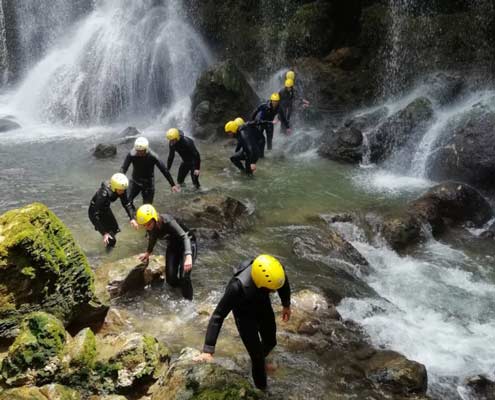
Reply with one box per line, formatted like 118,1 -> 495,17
0,1 -> 8,84
8,0 -> 212,126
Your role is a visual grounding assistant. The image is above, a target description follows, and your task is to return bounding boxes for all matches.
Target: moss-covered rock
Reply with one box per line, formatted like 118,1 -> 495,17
1,312 -> 67,386
0,203 -> 108,341
0,383 -> 81,400
150,348 -> 261,400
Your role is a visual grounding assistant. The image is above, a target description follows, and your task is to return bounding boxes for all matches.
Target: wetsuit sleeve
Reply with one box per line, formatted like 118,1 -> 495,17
192,142 -> 201,170
166,217 -> 192,255
120,191 -> 136,220
277,274 -> 291,308
166,143 -> 175,170
154,154 -> 176,187
146,229 -> 158,254
120,153 -> 132,174
203,280 -> 240,353
251,105 -> 262,121
91,191 -> 110,234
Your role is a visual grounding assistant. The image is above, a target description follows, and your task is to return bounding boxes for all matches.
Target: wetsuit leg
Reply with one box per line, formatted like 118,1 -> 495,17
165,244 -> 181,287
257,129 -> 266,159
179,239 -> 197,300
258,303 -> 277,357
266,124 -> 274,150
233,310 -> 267,390
177,162 -> 190,185
127,180 -> 142,204
230,151 -> 247,172
190,168 -> 200,189
141,184 -> 155,204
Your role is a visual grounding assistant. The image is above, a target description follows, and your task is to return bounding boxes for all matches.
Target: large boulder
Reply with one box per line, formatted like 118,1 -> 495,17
367,97 -> 434,164
190,61 -> 260,140
0,203 -> 108,341
0,118 -> 21,133
0,384 -> 81,400
149,348 -> 261,400
461,375 -> 495,400
93,144 -> 117,159
426,99 -> 495,188
382,182 -> 493,250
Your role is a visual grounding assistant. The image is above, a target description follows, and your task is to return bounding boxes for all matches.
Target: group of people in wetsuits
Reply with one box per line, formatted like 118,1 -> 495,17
87,70 -> 307,391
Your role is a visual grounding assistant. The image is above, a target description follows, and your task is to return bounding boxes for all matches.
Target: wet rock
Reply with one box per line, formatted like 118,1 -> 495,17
462,375 -> 495,400
383,182 -> 492,250
0,203 -> 108,342
149,347 -> 261,399
93,144 -> 117,159
1,312 -> 68,386
367,97 -> 434,163
423,72 -> 465,106
191,60 -> 260,140
325,47 -> 362,70
318,107 -> 388,163
0,384 -> 82,399
427,100 -> 495,189
172,192 -> 254,233
97,308 -> 133,337
95,256 -> 165,302
115,126 -> 141,144
0,118 -> 21,133
360,350 -> 428,395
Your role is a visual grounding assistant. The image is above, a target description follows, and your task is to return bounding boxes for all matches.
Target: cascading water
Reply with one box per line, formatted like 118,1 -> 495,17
5,0 -> 212,126
0,1 -> 8,85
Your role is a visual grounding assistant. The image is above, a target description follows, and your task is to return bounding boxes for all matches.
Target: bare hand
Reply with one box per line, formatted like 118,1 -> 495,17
282,306 -> 291,322
194,170 -> 200,176
194,353 -> 214,362
139,252 -> 150,264
171,185 -> 181,193
103,233 -> 112,245
184,254 -> 193,273
250,164 -> 256,173
130,219 -> 139,230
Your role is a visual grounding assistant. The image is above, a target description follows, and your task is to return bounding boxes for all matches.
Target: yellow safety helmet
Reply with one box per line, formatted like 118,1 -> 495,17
136,204 -> 158,225
225,120 -> 238,134
270,92 -> 280,102
134,137 -> 149,151
234,117 -> 245,127
286,70 -> 295,80
166,128 -> 180,141
251,254 -> 286,290
110,173 -> 129,192
285,78 -> 294,88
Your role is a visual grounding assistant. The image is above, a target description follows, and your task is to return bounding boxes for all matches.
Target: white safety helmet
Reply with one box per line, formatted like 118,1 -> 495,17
110,173 -> 129,192
134,137 -> 149,152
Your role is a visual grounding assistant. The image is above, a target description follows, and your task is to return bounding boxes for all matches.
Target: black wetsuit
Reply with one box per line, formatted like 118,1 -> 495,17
231,123 -> 260,175
88,182 -> 136,248
279,87 -> 295,123
203,261 -> 291,389
251,101 -> 290,155
167,132 -> 201,188
120,149 -> 175,204
147,213 -> 197,300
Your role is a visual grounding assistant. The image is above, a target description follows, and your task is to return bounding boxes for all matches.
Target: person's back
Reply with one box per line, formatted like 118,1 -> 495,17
173,136 -> 199,164
124,149 -> 161,183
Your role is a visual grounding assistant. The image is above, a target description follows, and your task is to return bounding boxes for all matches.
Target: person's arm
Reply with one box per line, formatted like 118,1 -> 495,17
164,215 -> 192,255
120,153 -> 132,174
166,143 -> 175,170
153,152 -> 176,187
251,105 -> 262,121
120,190 -> 136,220
277,274 -> 291,308
146,228 -> 158,254
191,142 -> 201,170
203,280 -> 239,354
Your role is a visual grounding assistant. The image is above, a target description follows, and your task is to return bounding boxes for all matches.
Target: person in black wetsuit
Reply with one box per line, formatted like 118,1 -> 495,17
251,93 -> 291,157
136,204 -> 197,300
278,72 -> 310,133
165,128 -> 201,189
225,118 -> 260,175
194,254 -> 291,390
120,136 -> 180,205
88,173 -> 138,248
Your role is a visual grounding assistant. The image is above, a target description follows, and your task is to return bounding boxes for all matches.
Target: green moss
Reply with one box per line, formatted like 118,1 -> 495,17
192,386 -> 259,400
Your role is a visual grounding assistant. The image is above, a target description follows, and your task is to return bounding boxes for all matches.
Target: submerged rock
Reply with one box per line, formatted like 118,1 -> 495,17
149,347 -> 261,400
382,182 -> 492,250
0,118 -> 21,133
93,144 -> 117,159
0,203 -> 108,341
191,60 -> 259,140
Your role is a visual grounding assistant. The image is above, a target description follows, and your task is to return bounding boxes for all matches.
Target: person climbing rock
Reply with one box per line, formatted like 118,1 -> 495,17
136,204 -> 197,300
120,136 -> 180,205
194,254 -> 291,391
165,128 -> 201,189
89,173 -> 138,249
225,118 -> 260,175
251,92 -> 290,156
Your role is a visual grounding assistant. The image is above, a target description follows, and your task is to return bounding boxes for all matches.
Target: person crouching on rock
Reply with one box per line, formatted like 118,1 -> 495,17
89,173 -> 138,249
194,254 -> 291,391
165,128 -> 201,189
136,204 -> 197,300
225,118 -> 260,175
